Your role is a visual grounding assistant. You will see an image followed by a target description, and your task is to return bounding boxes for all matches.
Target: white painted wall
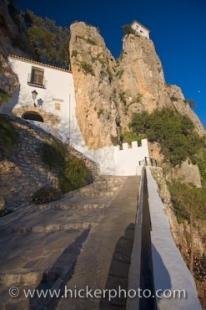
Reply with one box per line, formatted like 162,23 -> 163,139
131,21 -> 150,39
2,56 -> 85,148
74,139 -> 149,176
8,56 -> 73,120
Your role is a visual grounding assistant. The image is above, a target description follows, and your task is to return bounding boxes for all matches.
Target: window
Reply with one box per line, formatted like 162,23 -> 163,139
29,67 -> 44,87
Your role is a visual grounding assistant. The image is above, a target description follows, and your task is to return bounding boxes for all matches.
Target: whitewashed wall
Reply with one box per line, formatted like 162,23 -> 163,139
1,56 -> 85,147
74,139 -> 149,176
131,21 -> 150,38
7,56 -> 73,120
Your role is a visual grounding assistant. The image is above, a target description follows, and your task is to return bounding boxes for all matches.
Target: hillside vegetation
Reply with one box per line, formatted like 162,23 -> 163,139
127,108 -> 206,224
0,115 -> 92,207
40,140 -> 92,194
8,3 -> 69,68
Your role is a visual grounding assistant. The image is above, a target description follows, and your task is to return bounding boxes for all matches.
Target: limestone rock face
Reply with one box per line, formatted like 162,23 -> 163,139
166,85 -> 205,136
0,54 -> 19,104
171,159 -> 202,188
117,34 -> 172,129
70,22 -> 205,148
69,22 -> 119,149
0,0 -> 19,105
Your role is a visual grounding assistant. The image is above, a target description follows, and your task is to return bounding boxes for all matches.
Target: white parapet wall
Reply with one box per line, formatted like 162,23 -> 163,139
146,167 -> 201,310
74,139 -> 149,176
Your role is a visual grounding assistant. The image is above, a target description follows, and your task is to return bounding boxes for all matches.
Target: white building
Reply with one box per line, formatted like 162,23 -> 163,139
131,21 -> 150,39
1,54 -> 150,176
2,54 -> 84,146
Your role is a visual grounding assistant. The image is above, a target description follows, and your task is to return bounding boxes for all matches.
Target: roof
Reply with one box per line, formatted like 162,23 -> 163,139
131,20 -> 150,32
9,54 -> 71,73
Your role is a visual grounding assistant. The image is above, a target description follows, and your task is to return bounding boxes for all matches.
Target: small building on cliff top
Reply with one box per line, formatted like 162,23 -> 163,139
131,21 -> 150,38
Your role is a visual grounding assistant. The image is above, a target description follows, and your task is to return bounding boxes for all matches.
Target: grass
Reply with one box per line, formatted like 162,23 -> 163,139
0,115 -> 18,157
40,140 -> 92,193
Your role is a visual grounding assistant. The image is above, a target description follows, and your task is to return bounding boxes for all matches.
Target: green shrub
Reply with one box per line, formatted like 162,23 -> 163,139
130,109 -> 203,166
121,131 -> 142,144
0,115 -> 18,157
80,62 -> 95,76
168,181 -> 206,222
59,155 -> 92,193
40,141 -> 65,170
32,186 -> 62,204
194,148 -> 206,187
40,140 -> 92,193
0,89 -> 10,104
16,11 -> 69,68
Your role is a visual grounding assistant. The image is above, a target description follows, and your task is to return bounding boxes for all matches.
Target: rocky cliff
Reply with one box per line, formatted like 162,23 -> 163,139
0,0 -> 19,105
69,22 -> 205,148
69,22 -> 119,149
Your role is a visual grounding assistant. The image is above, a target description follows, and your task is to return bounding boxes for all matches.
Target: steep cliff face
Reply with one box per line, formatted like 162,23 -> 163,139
117,34 -> 172,129
166,85 -> 205,136
69,22 -> 119,149
70,22 -> 205,148
0,0 -> 19,105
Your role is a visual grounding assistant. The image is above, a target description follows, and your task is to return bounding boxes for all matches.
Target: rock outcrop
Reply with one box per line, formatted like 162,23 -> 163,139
70,22 -> 205,148
117,34 -> 172,129
69,22 -> 119,149
0,0 -> 19,105
166,85 -> 205,136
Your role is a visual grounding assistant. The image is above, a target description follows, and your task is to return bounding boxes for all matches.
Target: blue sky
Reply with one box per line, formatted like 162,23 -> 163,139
15,0 -> 206,126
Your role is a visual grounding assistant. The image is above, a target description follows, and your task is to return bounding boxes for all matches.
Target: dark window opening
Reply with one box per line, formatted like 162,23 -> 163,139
22,111 -> 44,122
28,67 -> 45,88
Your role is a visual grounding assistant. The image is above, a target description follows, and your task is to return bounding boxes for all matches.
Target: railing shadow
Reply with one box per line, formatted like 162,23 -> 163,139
99,223 -> 135,309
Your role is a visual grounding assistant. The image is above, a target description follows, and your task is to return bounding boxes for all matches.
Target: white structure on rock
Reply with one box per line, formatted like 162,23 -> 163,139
1,54 -> 150,176
131,21 -> 150,39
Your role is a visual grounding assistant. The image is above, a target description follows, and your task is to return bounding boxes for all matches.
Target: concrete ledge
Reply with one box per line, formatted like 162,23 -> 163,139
146,167 -> 201,310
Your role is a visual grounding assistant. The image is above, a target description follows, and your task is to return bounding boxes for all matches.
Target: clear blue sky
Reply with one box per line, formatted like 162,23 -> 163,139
15,0 -> 206,127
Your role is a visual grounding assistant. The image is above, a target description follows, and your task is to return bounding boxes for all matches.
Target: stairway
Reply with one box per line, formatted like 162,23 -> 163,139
0,176 -> 131,309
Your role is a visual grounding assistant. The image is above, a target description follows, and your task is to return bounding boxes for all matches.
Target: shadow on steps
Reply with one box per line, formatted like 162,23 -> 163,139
29,228 -> 90,310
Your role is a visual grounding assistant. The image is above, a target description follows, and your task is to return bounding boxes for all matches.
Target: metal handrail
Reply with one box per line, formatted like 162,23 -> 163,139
138,156 -> 158,167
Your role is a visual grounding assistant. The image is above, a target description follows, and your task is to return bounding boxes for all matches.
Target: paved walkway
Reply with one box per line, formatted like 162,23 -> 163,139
58,176 -> 139,310
0,176 -> 139,309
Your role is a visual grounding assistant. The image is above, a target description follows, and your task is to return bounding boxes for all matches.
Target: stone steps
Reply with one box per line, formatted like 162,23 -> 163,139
12,222 -> 93,234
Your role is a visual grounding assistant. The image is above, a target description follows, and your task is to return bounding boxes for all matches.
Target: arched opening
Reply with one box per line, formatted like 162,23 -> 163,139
22,111 -> 44,122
